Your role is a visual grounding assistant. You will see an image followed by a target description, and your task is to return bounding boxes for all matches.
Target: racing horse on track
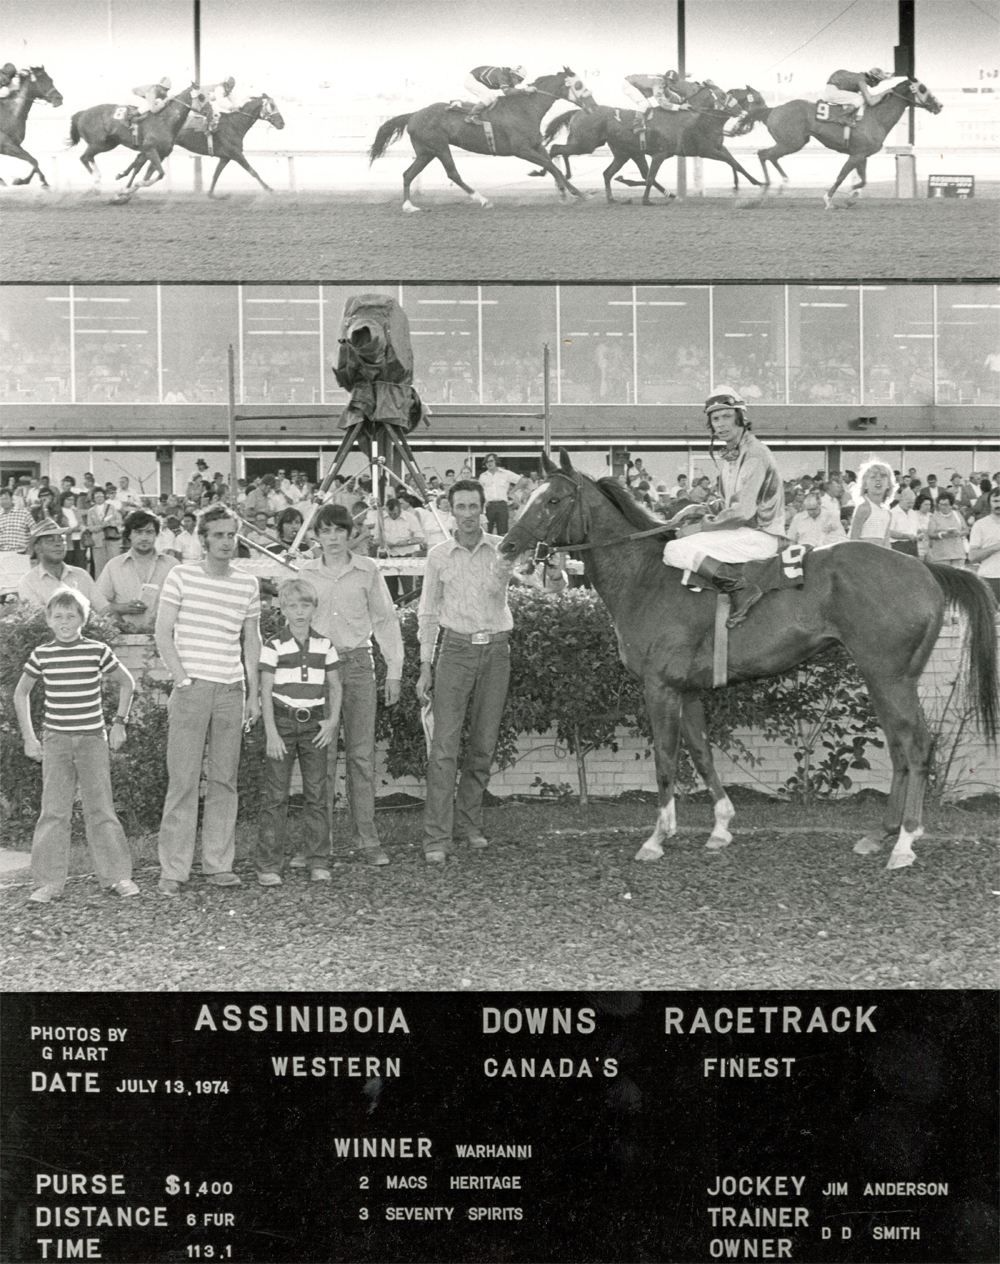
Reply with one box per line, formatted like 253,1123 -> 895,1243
537,85 -> 765,203
501,451 -> 998,871
69,86 -> 206,195
756,79 -> 943,206
172,94 -> 285,195
368,69 -> 597,211
0,67 -> 63,186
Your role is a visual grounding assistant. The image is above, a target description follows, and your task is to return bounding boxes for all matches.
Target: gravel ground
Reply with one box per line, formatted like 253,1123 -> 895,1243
1,191 -> 996,282
3,796 -> 996,992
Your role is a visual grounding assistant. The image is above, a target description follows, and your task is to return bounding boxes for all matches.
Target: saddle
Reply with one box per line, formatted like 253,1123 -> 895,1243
687,545 -> 809,687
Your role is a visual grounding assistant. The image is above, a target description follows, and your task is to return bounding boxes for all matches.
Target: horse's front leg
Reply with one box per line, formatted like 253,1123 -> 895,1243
679,692 -> 735,849
1,139 -> 47,187
823,154 -> 860,208
515,145 -> 584,199
635,681 -> 683,862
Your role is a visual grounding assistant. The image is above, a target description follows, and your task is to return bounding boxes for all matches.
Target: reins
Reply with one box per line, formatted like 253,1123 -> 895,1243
520,474 -> 673,560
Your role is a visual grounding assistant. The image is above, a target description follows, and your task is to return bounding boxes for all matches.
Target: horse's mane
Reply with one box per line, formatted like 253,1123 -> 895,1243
593,476 -> 668,533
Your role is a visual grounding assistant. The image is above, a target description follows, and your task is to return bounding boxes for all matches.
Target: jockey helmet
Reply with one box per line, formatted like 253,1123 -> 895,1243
704,386 -> 748,425
664,69 -> 679,82
511,65 -> 526,80
223,75 -> 235,91
1,63 -> 17,77
866,67 -> 890,82
158,76 -> 171,90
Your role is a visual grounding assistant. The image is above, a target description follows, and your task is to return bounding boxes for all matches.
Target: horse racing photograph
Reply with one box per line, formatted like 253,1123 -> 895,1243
0,0 -> 997,280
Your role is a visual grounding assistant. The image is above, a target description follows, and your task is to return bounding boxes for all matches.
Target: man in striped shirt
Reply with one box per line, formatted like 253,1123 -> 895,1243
417,479 -> 515,863
255,578 -> 342,885
154,505 -> 262,895
14,588 -> 138,903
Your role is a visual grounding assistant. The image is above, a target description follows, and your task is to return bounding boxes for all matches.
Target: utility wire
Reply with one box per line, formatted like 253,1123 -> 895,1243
766,0 -> 862,72
966,0 -> 999,24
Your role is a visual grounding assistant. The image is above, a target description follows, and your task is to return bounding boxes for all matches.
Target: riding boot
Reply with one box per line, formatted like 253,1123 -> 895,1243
464,103 -> 487,124
692,557 -> 763,628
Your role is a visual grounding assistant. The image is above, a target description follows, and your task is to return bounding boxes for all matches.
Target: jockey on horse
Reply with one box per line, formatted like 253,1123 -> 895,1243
130,77 -> 171,142
0,63 -> 20,99
662,387 -> 784,627
822,66 -> 898,125
454,65 -> 533,123
622,70 -> 692,132
202,76 -> 238,132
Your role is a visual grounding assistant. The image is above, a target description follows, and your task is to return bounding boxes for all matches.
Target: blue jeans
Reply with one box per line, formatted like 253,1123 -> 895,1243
256,712 -> 330,872
423,634 -> 510,850
32,730 -> 132,892
327,647 -> 380,848
158,679 -> 244,882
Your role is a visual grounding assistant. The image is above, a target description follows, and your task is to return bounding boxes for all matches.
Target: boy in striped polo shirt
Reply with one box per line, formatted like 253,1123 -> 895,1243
13,589 -> 139,903
155,506 -> 262,896
255,578 -> 342,885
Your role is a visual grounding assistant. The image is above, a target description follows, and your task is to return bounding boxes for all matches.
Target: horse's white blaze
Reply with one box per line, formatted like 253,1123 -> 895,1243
705,795 -> 735,850
886,826 -> 923,871
853,834 -> 883,855
522,480 -> 552,515
634,799 -> 676,862
401,199 -> 422,213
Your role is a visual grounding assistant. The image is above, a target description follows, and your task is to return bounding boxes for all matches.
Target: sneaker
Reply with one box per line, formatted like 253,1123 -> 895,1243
29,884 -> 62,904
359,845 -> 390,866
111,879 -> 140,897
310,868 -> 332,882
424,848 -> 447,864
157,878 -> 181,897
205,872 -> 242,887
289,854 -> 307,868
257,872 -> 282,887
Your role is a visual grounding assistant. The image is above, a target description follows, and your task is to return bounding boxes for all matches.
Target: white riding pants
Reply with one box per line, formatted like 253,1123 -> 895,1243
464,75 -> 503,106
622,80 -> 654,111
663,528 -> 780,570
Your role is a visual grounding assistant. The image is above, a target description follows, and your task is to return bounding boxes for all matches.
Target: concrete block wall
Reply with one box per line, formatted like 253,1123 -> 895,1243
118,622 -> 999,805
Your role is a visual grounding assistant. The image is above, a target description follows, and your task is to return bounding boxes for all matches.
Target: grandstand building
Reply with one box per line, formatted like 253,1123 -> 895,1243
2,283 -> 997,492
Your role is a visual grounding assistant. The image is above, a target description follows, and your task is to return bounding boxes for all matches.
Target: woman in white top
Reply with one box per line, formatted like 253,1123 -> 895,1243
913,492 -> 934,559
888,485 -> 921,555
86,488 -> 122,576
849,461 -> 894,547
60,492 -> 89,571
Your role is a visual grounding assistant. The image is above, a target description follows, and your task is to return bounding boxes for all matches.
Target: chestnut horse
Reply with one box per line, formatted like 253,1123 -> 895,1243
501,452 -> 997,871
0,67 -> 63,186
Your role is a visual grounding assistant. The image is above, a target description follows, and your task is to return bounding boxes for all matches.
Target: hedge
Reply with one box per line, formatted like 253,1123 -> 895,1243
0,591 -> 883,842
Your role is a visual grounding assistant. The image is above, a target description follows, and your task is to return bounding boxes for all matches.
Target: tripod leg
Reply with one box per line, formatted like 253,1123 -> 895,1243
288,421 -> 367,554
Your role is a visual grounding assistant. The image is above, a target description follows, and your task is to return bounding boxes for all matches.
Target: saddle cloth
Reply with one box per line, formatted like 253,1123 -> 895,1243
705,545 -> 809,688
813,101 -> 854,142
113,105 -> 140,122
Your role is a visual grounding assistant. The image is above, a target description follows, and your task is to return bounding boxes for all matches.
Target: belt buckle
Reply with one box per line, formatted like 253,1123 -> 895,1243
294,707 -> 314,722
470,632 -> 490,645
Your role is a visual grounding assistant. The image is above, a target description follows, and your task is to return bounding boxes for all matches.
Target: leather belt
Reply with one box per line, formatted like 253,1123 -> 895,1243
272,701 -> 324,722
444,629 -> 510,646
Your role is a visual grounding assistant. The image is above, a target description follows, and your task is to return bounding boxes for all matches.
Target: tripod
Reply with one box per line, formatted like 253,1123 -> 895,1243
288,413 -> 436,555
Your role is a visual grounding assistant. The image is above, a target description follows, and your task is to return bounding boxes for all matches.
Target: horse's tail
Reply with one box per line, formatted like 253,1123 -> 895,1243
926,562 -> 999,744
68,111 -> 81,147
543,109 -> 577,145
368,114 -> 412,164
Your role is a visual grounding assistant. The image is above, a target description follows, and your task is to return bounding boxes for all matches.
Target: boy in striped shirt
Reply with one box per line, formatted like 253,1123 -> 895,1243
13,588 -> 139,903
256,578 -> 341,885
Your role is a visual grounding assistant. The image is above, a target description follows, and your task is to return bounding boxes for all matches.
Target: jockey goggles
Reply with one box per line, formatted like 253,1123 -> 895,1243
704,388 -> 747,415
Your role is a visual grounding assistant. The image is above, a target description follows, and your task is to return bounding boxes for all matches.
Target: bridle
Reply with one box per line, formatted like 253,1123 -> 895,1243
513,471 -> 672,563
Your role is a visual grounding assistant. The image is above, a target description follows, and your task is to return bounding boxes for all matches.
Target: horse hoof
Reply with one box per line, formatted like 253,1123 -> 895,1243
852,836 -> 882,855
401,200 -> 423,214
634,843 -> 663,863
705,834 -> 731,851
885,852 -> 915,871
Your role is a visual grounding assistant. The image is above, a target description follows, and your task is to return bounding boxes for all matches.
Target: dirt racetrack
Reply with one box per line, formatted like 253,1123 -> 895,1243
2,188 -> 996,283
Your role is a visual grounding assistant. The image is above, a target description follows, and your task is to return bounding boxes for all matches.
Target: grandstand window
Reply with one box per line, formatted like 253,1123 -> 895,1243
0,286 -> 71,404
788,286 -> 860,406
161,286 -> 239,404
403,285 -> 480,405
935,284 -> 999,406
636,287 -> 710,405
73,286 -> 159,404
862,285 -> 934,407
241,285 -> 323,405
710,286 -> 784,405
559,286 -> 634,404
481,286 -> 556,406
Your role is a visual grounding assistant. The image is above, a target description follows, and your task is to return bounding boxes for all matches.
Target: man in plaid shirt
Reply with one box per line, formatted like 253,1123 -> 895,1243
0,487 -> 33,554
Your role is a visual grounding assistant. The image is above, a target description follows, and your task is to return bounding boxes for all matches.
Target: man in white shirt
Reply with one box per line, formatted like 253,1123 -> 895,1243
969,489 -> 1000,602
113,476 -> 142,515
174,512 -> 204,563
787,493 -> 846,548
478,453 -> 520,535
